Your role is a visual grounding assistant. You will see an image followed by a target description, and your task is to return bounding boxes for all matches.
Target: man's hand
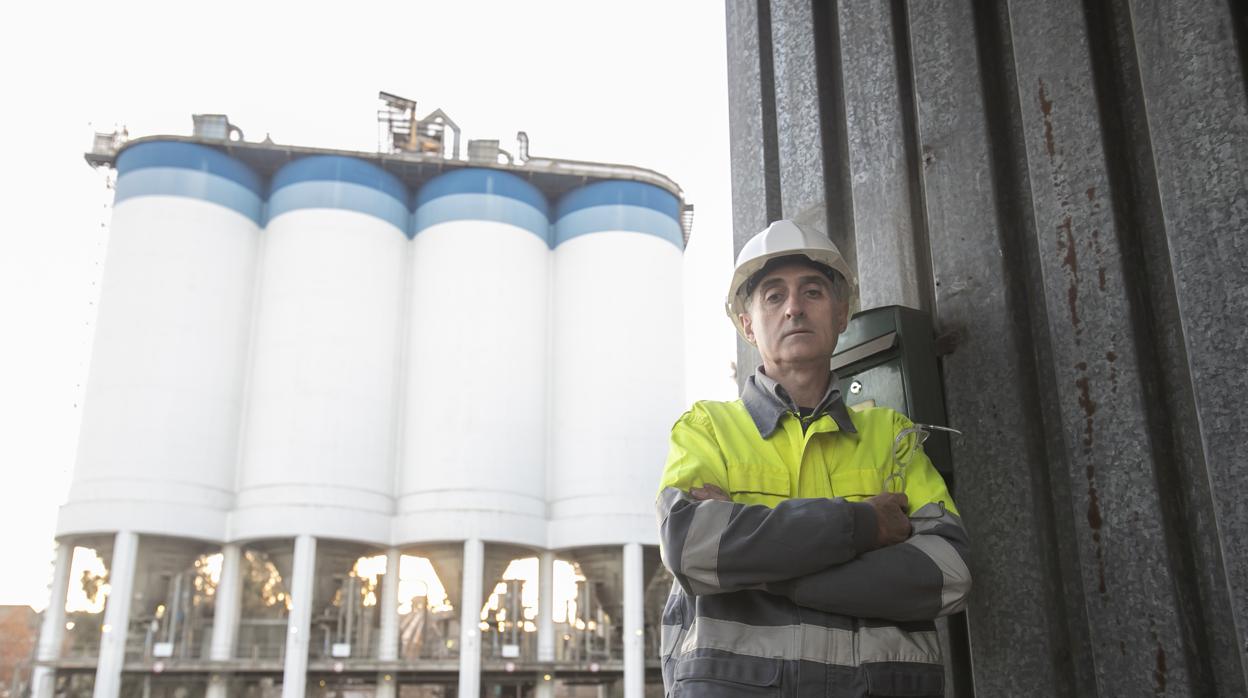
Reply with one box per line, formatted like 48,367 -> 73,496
867,492 -> 912,549
689,483 -> 732,502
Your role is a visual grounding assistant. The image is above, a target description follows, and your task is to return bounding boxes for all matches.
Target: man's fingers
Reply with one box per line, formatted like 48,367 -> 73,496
867,491 -> 908,510
690,484 -> 731,501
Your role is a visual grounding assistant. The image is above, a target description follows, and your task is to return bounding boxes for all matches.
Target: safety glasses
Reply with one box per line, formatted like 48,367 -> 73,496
883,423 -> 962,521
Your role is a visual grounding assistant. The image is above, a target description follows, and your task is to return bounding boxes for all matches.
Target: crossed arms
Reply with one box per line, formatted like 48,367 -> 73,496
656,410 -> 972,622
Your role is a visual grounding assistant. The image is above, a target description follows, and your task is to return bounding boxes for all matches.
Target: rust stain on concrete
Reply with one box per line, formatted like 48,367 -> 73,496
1039,79 -> 1056,160
1058,215 -> 1080,332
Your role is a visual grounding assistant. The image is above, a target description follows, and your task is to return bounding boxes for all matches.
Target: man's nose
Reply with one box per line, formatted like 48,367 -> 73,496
784,294 -> 805,318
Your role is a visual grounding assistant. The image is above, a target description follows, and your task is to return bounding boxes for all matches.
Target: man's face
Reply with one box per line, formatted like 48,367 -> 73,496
739,260 -> 849,367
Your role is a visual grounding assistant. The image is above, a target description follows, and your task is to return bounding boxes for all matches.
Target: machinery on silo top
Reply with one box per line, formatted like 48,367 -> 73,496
377,91 -> 462,158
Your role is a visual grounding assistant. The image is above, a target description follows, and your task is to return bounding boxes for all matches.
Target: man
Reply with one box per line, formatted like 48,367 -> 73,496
656,217 -> 971,697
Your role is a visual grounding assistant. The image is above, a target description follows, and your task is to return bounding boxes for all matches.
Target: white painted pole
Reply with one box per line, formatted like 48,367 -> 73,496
458,539 -> 484,697
537,551 -> 555,662
93,531 -> 139,698
281,535 -> 316,698
376,672 -> 397,698
210,543 -> 244,660
376,547 -> 401,698
205,543 -> 243,698
622,543 -> 644,698
31,541 -> 73,698
535,550 -> 556,698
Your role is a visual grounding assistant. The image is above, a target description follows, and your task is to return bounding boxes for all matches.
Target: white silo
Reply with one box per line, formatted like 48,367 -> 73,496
397,168 -> 551,549
233,155 -> 409,545
548,181 -> 685,550
61,140 -> 263,542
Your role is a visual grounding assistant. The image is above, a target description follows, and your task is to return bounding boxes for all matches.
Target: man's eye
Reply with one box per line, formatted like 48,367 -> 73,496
764,292 -> 783,304
805,288 -> 824,298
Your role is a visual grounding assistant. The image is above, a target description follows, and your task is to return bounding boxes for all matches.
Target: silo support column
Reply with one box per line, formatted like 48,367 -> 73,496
536,550 -> 556,698
32,541 -> 73,698
281,535 -> 317,698
206,543 -> 243,698
623,542 -> 644,698
376,547 -> 401,698
93,531 -> 139,698
458,538 -> 485,698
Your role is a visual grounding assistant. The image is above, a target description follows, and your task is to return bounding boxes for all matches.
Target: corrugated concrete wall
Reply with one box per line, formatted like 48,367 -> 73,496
725,0 -> 1247,695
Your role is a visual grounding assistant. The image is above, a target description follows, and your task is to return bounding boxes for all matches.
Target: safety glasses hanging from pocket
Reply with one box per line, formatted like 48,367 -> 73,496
882,423 -> 962,521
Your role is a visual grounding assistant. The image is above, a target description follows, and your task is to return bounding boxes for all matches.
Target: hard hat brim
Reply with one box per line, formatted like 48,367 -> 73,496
725,249 -> 858,340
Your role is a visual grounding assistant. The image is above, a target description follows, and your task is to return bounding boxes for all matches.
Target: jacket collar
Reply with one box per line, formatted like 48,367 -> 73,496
742,366 -> 858,438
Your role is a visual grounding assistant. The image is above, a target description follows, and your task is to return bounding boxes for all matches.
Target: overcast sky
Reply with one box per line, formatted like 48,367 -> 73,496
0,1 -> 739,609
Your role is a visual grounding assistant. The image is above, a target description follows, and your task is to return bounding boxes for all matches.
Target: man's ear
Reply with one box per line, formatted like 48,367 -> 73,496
834,301 -> 850,335
740,312 -> 757,346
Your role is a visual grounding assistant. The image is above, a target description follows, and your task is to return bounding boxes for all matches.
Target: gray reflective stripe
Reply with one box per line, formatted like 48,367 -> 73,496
858,625 -> 942,665
910,502 -> 963,534
676,617 -> 942,668
679,617 -> 855,666
660,623 -> 685,658
681,500 -> 733,594
905,534 -> 972,615
657,487 -> 682,519
668,578 -> 686,603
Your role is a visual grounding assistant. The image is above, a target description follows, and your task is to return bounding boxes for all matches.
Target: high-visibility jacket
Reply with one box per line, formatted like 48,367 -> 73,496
656,379 -> 971,697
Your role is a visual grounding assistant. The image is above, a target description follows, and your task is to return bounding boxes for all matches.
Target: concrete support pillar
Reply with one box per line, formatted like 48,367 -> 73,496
537,551 -> 556,662
376,672 -> 396,698
535,550 -> 557,698
622,543 -> 644,698
209,544 -> 244,659
281,535 -> 316,698
375,547 -> 401,698
94,531 -> 139,698
32,541 -> 73,698
205,543 -> 243,698
458,538 -> 484,698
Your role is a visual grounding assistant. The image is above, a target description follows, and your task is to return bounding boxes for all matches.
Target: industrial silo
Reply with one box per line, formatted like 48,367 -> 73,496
62,140 -> 262,543
397,168 -> 552,696
227,155 -> 409,690
397,168 -> 551,548
52,140 -> 263,698
234,155 -> 408,545
546,181 -> 685,698
548,181 -> 685,550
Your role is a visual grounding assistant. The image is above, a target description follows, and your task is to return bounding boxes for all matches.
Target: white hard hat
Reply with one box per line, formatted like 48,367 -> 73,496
725,216 -> 857,339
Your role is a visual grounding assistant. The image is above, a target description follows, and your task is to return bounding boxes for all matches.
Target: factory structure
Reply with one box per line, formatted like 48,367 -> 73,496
33,93 -> 689,698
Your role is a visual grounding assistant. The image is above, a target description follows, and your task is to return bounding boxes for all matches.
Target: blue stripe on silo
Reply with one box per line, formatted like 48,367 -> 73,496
271,156 -> 408,204
268,181 -> 411,234
413,169 -> 551,243
413,194 -> 551,243
117,141 -> 264,197
415,168 -> 548,212
554,205 -> 684,249
553,181 -> 684,250
555,181 -> 680,221
268,156 -> 411,235
114,141 -> 264,223
114,167 -> 264,224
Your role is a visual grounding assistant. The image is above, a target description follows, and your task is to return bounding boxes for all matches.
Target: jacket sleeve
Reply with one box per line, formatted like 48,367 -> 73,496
765,413 -> 972,621
656,407 -> 879,596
